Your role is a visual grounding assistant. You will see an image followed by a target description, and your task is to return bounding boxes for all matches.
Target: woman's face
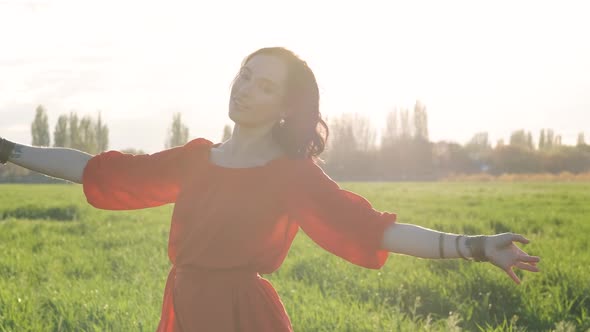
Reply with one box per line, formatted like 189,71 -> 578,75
229,54 -> 288,127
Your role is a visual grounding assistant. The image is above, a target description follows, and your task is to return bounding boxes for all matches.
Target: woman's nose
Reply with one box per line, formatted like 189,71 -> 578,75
241,82 -> 255,96
235,85 -> 254,100
234,92 -> 251,103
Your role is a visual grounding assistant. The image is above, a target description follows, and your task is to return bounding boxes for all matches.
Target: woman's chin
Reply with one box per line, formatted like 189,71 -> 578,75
228,111 -> 249,125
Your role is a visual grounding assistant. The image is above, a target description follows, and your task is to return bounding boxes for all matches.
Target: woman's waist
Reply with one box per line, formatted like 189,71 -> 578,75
175,264 -> 261,282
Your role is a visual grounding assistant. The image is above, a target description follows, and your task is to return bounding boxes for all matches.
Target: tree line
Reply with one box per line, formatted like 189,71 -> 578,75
27,105 -> 191,154
1,103 -> 589,182
0,106 -> 191,182
321,101 -> 590,180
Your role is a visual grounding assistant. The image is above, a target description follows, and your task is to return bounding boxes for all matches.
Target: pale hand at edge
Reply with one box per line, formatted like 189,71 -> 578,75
484,233 -> 541,284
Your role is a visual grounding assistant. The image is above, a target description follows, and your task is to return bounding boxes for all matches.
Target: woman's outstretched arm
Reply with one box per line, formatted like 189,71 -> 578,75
381,222 -> 541,284
382,222 -> 472,259
0,137 -> 92,184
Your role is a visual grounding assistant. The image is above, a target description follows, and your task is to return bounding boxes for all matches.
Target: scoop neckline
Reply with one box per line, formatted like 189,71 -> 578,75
206,142 -> 289,170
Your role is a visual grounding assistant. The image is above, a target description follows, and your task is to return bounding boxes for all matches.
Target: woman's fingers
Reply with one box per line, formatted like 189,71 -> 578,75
511,233 -> 529,244
495,233 -> 529,248
515,262 -> 540,272
518,254 -> 541,263
506,267 -> 521,284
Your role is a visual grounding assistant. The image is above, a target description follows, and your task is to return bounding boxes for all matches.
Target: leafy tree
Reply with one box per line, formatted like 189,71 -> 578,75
381,109 -> 399,148
545,129 -> 555,150
554,134 -> 562,146
577,132 -> 586,146
323,113 -> 366,179
491,145 -> 541,174
468,132 -> 490,149
327,113 -> 358,152
31,105 -> 50,146
96,111 -> 109,152
538,129 -> 546,150
79,115 -> 98,154
465,132 -> 492,171
121,148 -> 146,155
413,100 -> 429,141
52,112 -> 109,153
68,112 -> 83,151
165,112 -> 189,148
399,108 -> 412,138
342,113 -> 376,153
510,129 -> 529,149
53,114 -> 69,147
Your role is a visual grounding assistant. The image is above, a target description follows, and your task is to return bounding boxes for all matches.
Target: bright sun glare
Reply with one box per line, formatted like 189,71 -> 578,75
0,0 -> 588,152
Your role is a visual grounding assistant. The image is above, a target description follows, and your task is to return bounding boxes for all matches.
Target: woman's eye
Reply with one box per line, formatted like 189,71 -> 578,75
240,72 -> 250,80
260,83 -> 275,94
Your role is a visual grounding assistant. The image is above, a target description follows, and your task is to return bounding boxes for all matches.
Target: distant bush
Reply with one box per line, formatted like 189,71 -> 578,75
442,171 -> 590,182
0,204 -> 80,221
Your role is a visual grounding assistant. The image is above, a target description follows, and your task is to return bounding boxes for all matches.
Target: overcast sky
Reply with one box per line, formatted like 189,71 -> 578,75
1,0 -> 588,153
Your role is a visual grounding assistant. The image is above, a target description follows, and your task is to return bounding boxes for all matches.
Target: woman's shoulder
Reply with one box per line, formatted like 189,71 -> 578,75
174,137 -> 215,160
284,157 -> 331,185
184,137 -> 214,149
290,156 -> 325,171
155,138 -> 214,169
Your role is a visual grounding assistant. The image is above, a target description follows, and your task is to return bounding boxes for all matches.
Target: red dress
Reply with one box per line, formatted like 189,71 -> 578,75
82,137 -> 397,332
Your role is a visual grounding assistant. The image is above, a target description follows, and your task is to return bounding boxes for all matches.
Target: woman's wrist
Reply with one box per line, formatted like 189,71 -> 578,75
455,235 -> 470,260
464,235 -> 488,262
438,233 -> 472,260
450,234 -> 490,262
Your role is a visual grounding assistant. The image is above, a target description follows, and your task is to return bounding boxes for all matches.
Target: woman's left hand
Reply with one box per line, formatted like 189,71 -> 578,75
484,233 -> 541,284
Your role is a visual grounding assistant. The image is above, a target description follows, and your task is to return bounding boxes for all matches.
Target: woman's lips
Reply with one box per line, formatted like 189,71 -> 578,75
232,98 -> 249,111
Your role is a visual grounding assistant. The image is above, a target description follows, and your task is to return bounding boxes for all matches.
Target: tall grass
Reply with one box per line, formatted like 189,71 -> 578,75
0,182 -> 588,331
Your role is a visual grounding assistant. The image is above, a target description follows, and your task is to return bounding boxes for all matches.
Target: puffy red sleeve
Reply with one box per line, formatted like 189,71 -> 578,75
82,138 -> 212,210
287,159 -> 397,269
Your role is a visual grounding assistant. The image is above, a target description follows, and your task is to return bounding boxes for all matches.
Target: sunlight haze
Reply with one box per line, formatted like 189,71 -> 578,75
1,0 -> 588,153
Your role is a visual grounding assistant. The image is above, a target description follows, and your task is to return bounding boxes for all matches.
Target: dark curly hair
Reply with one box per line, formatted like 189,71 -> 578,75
231,47 -> 329,162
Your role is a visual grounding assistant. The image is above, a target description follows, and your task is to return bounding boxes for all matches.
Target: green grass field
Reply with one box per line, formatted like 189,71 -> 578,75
0,182 -> 588,331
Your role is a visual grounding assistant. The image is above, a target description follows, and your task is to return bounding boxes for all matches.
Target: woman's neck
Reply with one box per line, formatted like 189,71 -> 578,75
222,123 -> 282,160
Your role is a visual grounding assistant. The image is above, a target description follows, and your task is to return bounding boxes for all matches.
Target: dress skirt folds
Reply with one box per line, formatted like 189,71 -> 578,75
81,137 -> 397,331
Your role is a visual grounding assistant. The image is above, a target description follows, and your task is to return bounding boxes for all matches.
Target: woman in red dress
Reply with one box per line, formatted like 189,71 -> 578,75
0,47 -> 541,332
